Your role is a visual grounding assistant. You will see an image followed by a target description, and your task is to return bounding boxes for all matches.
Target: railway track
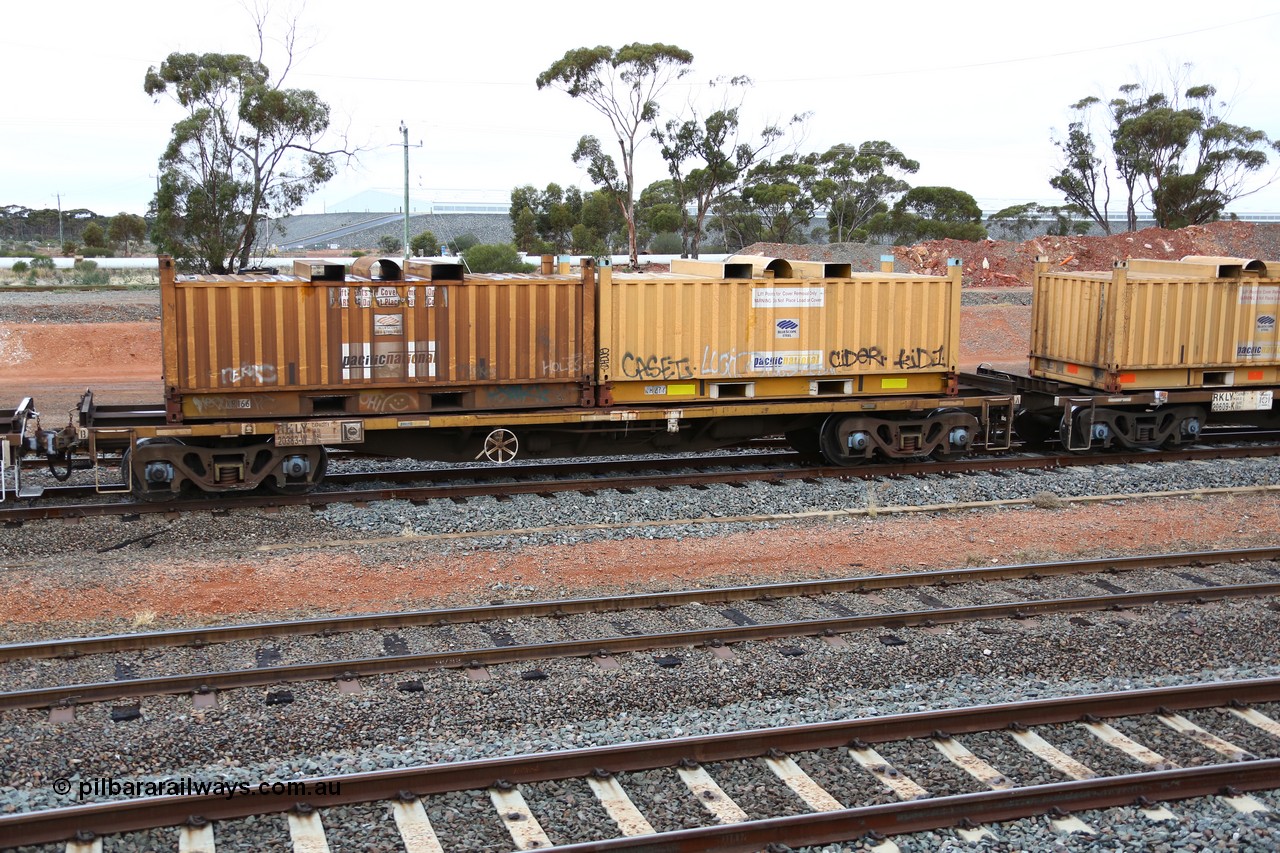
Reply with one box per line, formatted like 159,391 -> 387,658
4,547 -> 1276,713
2,678 -> 1277,850
5,438 -> 1280,523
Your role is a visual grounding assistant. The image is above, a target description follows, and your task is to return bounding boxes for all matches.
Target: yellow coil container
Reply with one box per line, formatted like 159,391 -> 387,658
1029,256 -> 1280,391
596,263 -> 962,403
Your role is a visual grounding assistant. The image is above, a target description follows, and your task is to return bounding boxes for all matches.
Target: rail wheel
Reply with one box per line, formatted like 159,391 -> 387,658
264,447 -> 329,495
479,428 -> 519,464
121,437 -> 184,502
818,415 -> 873,467
928,408 -> 978,461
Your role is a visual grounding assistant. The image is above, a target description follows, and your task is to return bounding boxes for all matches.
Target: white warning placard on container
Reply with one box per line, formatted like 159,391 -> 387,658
1211,390 -> 1274,412
751,288 -> 825,308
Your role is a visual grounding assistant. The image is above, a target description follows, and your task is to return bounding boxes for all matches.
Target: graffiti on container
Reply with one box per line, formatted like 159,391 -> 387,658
894,346 -> 947,370
828,346 -> 887,368
542,353 -> 584,375
620,352 -> 694,381
190,395 -> 263,414
358,391 -> 416,414
597,348 -> 611,373
699,346 -> 752,377
220,363 -> 277,384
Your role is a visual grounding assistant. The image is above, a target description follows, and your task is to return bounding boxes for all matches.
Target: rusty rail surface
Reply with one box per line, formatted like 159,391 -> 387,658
1,678 -> 1277,847
3,546 -> 1277,663
4,580 -> 1277,711
4,441 -> 1280,523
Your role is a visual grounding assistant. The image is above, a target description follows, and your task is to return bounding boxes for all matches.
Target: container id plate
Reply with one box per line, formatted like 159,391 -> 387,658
1211,390 -> 1273,412
275,420 -> 365,446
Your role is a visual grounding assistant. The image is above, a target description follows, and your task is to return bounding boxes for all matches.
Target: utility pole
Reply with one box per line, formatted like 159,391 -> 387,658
400,121 -> 410,262
54,193 -> 64,250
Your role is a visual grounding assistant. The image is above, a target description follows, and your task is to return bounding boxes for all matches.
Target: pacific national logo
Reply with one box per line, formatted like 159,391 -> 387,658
775,318 -> 800,339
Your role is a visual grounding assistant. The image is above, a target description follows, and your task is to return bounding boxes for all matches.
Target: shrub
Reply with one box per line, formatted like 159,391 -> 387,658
11,260 -> 29,274
74,264 -> 111,286
648,232 -> 682,254
451,233 -> 480,252
80,246 -> 111,258
377,235 -> 402,254
463,243 -> 535,274
29,255 -> 56,271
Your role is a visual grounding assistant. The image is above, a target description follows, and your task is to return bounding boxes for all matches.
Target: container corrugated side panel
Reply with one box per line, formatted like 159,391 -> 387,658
1031,272 -> 1110,370
1114,278 -> 1280,368
174,281 -> 344,393
603,274 -> 957,384
438,279 -> 582,384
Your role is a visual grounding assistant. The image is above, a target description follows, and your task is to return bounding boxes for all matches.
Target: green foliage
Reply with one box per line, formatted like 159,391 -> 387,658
714,153 -> 819,249
351,250 -> 367,258
451,233 -> 480,252
108,213 -> 148,256
377,234 -> 403,254
62,241 -> 78,255
537,43 -> 694,265
80,247 -> 111,257
82,222 -> 107,249
986,203 -> 1091,240
812,141 -> 918,242
463,243 -> 535,274
144,12 -> 343,273
409,230 -> 439,256
510,184 -> 620,254
648,232 -> 683,253
29,255 -> 55,270
11,260 -> 28,274
73,259 -> 110,286
867,186 -> 987,244
1052,72 -> 1280,231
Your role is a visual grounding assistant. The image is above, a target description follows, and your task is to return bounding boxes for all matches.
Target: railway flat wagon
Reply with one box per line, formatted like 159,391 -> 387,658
4,254 -> 1016,499
984,255 -> 1280,451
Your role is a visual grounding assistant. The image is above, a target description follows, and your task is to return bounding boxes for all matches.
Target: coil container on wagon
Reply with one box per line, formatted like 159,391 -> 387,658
160,256 -> 592,422
598,257 -> 963,404
1029,255 -> 1280,393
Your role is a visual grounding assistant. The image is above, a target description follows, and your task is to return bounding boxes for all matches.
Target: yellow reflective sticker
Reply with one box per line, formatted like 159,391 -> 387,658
880,378 -> 909,389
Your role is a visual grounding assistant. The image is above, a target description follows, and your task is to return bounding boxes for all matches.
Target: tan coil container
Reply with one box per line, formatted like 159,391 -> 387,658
1029,256 -> 1280,391
161,258 -> 590,419
596,261 -> 962,403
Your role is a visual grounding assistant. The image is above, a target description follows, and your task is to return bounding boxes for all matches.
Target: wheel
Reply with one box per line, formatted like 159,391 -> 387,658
264,447 -> 329,495
928,408 -> 977,461
478,428 -> 519,464
122,437 -> 184,502
818,415 -> 872,467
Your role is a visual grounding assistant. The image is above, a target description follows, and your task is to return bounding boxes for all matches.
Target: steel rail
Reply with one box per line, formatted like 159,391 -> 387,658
541,763 -> 1280,852
3,546 -> 1276,663
1,677 -> 1277,846
4,441 -> 1279,523
5,581 -> 1277,711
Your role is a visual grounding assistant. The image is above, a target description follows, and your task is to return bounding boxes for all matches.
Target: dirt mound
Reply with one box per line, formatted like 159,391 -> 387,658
746,222 -> 1280,287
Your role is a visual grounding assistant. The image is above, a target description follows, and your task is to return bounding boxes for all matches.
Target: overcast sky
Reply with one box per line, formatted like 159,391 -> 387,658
4,0 -> 1280,220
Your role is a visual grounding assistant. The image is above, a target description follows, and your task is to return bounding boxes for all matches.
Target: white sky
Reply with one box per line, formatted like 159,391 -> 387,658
4,0 -> 1280,219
